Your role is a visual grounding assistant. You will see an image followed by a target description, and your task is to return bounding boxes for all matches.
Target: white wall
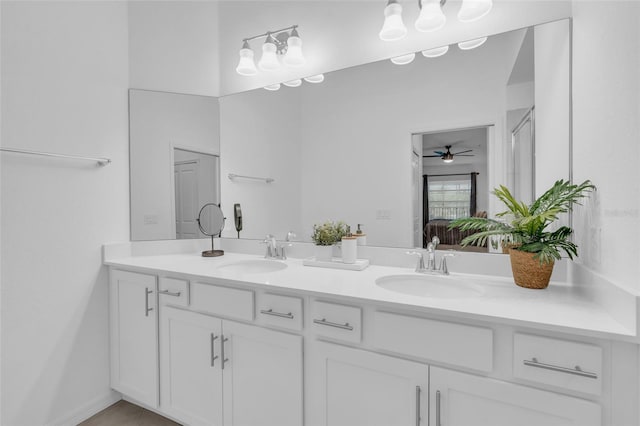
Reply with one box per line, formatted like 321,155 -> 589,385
571,1 -> 640,293
0,2 -> 129,425
128,1 -> 220,96
129,90 -> 220,241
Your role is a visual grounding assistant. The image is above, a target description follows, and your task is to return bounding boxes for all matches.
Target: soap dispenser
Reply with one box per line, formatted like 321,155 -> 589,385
341,226 -> 357,264
354,223 -> 367,246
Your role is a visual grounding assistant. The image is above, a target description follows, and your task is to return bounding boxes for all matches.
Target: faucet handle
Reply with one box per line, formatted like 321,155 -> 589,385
440,252 -> 455,275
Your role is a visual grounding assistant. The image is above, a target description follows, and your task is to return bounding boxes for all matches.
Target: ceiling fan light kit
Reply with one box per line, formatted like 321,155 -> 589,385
424,145 -> 474,163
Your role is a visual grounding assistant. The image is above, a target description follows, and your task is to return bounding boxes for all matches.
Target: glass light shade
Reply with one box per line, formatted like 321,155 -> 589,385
422,45 -> 449,58
443,157 -> 454,163
390,53 -> 416,65
304,74 -> 325,83
259,40 -> 280,71
283,79 -> 302,87
283,33 -> 305,68
379,2 -> 407,41
458,37 -> 487,50
458,0 -> 493,22
264,83 -> 281,91
415,0 -> 446,33
235,45 -> 257,76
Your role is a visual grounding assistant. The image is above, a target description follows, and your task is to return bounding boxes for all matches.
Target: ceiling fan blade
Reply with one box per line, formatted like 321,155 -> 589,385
423,155 -> 443,158
456,154 -> 474,157
453,149 -> 473,155
433,151 -> 445,155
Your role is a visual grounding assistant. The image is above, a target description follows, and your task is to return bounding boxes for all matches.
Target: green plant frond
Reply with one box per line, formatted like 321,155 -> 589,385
492,185 -> 530,217
530,179 -> 595,216
448,217 -> 512,232
459,229 -> 517,248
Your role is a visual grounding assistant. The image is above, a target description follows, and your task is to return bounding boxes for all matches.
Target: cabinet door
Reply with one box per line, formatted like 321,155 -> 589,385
307,341 -> 429,426
222,320 -> 303,426
160,307 -> 223,426
430,367 -> 601,426
110,269 -> 158,408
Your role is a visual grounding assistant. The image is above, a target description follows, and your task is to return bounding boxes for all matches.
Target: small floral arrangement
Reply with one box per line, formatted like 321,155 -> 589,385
311,221 -> 348,246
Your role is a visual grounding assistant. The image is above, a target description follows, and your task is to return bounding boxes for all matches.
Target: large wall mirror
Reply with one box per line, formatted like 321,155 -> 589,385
129,19 -> 570,252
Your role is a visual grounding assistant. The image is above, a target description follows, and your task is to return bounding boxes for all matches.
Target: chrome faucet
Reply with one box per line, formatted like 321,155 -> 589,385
406,237 -> 454,275
261,234 -> 291,260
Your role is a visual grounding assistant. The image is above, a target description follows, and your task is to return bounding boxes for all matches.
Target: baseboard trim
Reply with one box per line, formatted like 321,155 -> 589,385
46,390 -> 121,426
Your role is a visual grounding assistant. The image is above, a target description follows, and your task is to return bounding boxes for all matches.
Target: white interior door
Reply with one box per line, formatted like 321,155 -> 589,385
174,160 -> 199,239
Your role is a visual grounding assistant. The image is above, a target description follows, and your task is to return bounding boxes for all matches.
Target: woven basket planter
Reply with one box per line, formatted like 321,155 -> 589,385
508,249 -> 554,289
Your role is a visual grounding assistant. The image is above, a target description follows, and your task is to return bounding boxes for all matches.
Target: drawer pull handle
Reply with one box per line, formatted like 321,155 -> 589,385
523,357 -> 598,379
144,288 -> 153,317
435,390 -> 441,426
159,290 -> 182,297
415,386 -> 421,426
313,318 -> 354,331
210,334 -> 219,367
260,309 -> 294,319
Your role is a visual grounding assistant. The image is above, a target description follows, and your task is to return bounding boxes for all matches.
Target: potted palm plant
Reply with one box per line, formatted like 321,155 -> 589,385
449,179 -> 595,289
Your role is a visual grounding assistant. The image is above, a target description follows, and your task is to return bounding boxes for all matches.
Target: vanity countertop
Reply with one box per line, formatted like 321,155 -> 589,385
104,249 -> 638,341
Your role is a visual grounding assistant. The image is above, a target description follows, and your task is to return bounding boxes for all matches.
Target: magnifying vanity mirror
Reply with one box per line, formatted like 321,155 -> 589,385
197,203 -> 226,257
129,19 -> 570,254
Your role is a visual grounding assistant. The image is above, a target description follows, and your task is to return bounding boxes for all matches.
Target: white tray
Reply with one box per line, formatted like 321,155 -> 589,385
302,257 -> 370,271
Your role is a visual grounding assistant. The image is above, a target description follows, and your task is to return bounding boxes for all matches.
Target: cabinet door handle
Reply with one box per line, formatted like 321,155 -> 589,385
221,335 -> 229,370
313,318 -> 354,331
435,390 -> 441,426
415,386 -> 421,426
523,357 -> 598,379
260,309 -> 294,319
159,289 -> 181,297
144,287 -> 154,317
210,334 -> 219,367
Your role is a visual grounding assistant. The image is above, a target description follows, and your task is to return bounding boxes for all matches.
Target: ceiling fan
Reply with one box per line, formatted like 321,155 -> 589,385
423,145 -> 474,163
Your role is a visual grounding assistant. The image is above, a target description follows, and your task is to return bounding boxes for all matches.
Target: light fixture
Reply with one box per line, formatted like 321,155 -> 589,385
264,83 -> 281,91
415,0 -> 446,33
458,0 -> 493,22
458,36 -> 487,50
379,0 -> 407,41
283,28 -> 305,68
442,152 -> 454,163
236,25 -> 305,76
421,45 -> 449,58
236,41 -> 258,76
283,79 -> 302,87
304,74 -> 325,83
379,0 -> 492,41
390,53 -> 416,65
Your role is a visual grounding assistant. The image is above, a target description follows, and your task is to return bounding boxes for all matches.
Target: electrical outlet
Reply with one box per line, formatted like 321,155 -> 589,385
376,209 -> 391,220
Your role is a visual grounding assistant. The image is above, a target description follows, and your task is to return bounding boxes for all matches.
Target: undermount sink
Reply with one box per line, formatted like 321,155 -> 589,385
375,274 -> 484,299
216,259 -> 288,274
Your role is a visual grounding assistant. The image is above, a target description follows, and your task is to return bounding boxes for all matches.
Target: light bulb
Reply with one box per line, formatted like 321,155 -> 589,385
304,74 -> 325,83
283,28 -> 305,68
443,157 -> 454,163
458,0 -> 493,23
283,79 -> 302,87
390,53 -> 416,65
458,37 -> 487,50
235,41 -> 257,76
259,35 -> 280,71
422,45 -> 449,58
264,83 -> 281,91
415,0 -> 446,33
379,1 -> 407,41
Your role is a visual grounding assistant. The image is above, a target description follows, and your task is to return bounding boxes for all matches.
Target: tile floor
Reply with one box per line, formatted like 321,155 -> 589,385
79,400 -> 180,426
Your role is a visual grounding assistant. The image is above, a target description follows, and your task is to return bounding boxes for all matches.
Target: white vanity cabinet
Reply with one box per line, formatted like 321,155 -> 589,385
429,367 -> 601,426
109,269 -> 159,408
160,305 -> 303,426
307,341 -> 428,426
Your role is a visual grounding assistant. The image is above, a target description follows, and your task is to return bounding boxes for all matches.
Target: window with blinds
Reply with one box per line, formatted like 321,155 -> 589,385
427,179 -> 471,220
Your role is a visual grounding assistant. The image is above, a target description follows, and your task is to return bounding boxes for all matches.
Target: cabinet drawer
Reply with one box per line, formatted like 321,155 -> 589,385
257,293 -> 303,331
372,311 -> 493,372
158,277 -> 189,307
513,333 -> 603,395
190,282 -> 254,321
310,300 -> 361,343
